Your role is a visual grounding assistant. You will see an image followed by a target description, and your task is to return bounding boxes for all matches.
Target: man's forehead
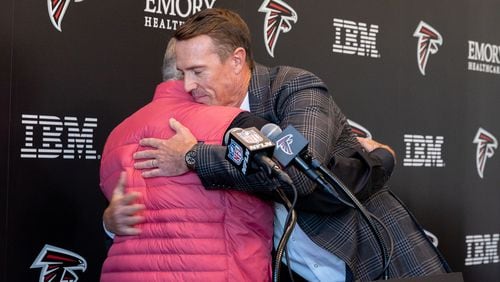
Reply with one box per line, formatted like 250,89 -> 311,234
175,38 -> 222,69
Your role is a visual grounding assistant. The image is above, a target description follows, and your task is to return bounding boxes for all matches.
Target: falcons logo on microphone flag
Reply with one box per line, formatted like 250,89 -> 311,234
259,0 -> 297,57
413,21 -> 443,76
47,0 -> 84,32
276,134 -> 294,155
473,127 -> 498,179
31,244 -> 87,282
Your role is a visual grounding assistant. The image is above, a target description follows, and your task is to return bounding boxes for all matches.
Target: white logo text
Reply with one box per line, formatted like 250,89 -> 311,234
465,234 -> 499,266
20,114 -> 99,159
332,18 -> 380,58
403,134 -> 445,167
468,40 -> 500,75
143,0 -> 216,30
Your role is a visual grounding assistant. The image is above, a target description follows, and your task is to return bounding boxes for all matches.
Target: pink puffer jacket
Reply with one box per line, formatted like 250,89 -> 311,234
100,80 -> 273,282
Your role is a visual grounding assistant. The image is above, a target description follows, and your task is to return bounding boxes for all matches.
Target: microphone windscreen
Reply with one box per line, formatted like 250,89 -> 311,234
261,123 -> 282,140
230,112 -> 270,130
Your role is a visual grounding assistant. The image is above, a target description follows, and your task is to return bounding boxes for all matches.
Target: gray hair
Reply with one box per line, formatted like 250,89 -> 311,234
161,38 -> 182,81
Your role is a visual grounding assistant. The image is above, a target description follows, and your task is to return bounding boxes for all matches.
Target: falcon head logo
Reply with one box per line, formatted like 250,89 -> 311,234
413,21 -> 443,76
347,119 -> 372,139
47,0 -> 84,32
31,244 -> 87,282
276,134 -> 294,155
258,0 -> 298,58
473,127 -> 498,179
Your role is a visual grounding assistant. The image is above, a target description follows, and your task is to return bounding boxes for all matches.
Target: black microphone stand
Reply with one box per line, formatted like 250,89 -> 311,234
310,158 -> 393,280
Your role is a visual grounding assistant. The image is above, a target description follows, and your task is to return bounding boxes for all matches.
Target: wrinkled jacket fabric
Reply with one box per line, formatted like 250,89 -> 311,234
195,64 -> 450,280
100,80 -> 273,282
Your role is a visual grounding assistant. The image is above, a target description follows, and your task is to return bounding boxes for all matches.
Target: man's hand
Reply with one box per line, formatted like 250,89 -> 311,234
134,118 -> 197,178
103,172 -> 145,236
357,137 -> 396,158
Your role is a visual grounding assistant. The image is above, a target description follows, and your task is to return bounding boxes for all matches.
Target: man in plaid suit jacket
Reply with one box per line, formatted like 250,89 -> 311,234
193,63 -> 450,281
109,8 -> 451,281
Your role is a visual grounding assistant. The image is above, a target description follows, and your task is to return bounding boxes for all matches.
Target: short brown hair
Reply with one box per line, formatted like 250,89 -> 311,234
174,8 -> 254,69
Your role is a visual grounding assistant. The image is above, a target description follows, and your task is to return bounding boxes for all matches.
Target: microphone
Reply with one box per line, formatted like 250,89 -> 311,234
225,127 -> 274,175
224,127 -> 242,145
225,127 -> 290,183
261,123 -> 341,198
264,124 -> 390,277
262,124 -> 320,180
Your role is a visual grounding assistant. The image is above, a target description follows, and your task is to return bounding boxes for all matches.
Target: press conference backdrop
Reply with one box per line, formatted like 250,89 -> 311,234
1,0 -> 499,281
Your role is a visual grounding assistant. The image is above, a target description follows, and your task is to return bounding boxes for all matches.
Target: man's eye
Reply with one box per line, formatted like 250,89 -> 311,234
193,70 -> 202,75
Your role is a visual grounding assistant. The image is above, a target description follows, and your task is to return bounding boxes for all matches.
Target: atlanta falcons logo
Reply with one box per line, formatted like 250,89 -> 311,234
413,21 -> 443,76
47,0 -> 84,32
258,0 -> 298,58
31,244 -> 87,282
276,134 -> 294,155
473,127 -> 498,179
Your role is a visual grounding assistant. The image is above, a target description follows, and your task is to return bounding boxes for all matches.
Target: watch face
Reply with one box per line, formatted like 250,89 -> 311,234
185,149 -> 196,169
186,153 -> 195,164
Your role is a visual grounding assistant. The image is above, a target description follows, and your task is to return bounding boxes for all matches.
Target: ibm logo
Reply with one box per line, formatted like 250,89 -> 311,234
332,18 -> 380,58
465,234 -> 499,266
20,114 -> 99,159
403,134 -> 445,167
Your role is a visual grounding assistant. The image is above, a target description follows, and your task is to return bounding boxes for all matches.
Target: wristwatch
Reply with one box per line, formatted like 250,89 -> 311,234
185,143 -> 199,171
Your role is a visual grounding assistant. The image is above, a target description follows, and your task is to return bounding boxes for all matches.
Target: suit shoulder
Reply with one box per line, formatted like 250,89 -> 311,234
266,64 -> 323,83
267,65 -> 328,92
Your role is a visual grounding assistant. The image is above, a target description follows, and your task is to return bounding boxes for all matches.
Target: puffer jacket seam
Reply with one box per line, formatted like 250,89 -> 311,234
223,192 -> 229,282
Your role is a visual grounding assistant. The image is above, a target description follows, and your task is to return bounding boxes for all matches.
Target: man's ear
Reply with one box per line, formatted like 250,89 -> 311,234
231,47 -> 247,74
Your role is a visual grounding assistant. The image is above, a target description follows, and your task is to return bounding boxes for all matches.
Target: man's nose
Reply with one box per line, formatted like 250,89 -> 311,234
183,75 -> 197,93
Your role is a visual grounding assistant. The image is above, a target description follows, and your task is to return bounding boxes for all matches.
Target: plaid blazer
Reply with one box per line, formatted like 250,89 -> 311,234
197,64 -> 450,281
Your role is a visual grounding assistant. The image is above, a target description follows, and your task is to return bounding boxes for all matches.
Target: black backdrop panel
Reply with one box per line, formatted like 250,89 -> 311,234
1,0 -> 14,281
2,0 -> 499,281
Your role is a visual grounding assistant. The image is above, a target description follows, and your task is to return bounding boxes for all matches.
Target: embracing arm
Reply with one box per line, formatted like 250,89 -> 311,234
133,69 -> 395,212
295,138 -> 396,213
196,70 -> 351,200
102,172 -> 145,236
195,70 -> 395,212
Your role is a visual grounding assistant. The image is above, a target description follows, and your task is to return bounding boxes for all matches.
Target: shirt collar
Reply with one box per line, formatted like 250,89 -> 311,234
240,92 -> 250,111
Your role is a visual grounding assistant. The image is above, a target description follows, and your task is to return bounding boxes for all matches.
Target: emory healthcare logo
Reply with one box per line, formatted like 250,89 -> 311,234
143,0 -> 216,31
468,40 -> 500,75
259,0 -> 297,58
473,127 -> 498,179
47,0 -> 84,32
413,21 -> 443,76
31,244 -> 87,282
